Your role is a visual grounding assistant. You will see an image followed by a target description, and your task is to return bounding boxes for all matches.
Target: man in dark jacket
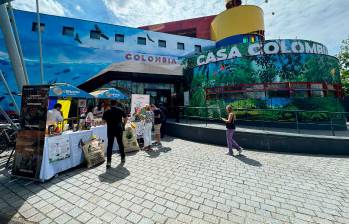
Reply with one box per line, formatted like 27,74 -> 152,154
102,100 -> 127,168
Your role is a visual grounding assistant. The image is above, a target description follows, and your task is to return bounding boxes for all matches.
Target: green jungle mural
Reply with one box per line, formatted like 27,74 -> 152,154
184,53 -> 344,122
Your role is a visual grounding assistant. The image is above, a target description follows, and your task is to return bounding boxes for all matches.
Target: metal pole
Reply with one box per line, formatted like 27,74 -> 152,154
0,106 -> 18,130
7,1 -> 29,84
0,70 -> 20,114
36,0 -> 44,84
330,112 -> 335,136
0,4 -> 27,90
295,111 -> 300,134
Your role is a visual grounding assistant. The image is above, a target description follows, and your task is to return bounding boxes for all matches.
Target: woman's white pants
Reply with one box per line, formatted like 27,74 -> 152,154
144,122 -> 153,147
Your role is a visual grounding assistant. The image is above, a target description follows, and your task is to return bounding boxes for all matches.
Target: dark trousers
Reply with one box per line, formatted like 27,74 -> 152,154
107,131 -> 125,162
160,121 -> 166,138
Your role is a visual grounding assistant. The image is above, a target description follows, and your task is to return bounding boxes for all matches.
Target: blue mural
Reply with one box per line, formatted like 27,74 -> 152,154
0,10 -> 215,111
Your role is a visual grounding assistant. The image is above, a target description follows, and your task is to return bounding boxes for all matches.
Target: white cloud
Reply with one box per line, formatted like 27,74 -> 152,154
75,4 -> 83,13
12,0 -> 70,16
101,0 -> 223,27
100,0 -> 349,55
11,0 -> 349,55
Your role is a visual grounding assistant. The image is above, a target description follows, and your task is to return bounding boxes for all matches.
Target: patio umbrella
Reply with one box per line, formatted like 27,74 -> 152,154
90,88 -> 128,100
49,83 -> 94,98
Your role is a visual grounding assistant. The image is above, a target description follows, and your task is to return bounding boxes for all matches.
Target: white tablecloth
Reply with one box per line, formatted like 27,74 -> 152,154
40,130 -> 92,181
91,125 -> 119,152
39,126 -> 119,181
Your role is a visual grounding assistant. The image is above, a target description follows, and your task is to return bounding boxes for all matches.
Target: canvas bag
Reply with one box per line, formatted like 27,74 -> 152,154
122,123 -> 140,153
80,136 -> 105,168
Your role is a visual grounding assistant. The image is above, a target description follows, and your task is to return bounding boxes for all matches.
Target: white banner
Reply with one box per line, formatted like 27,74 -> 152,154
47,135 -> 71,163
131,94 -> 150,115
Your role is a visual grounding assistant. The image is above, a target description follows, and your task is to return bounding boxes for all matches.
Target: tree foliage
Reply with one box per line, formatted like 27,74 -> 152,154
338,36 -> 349,95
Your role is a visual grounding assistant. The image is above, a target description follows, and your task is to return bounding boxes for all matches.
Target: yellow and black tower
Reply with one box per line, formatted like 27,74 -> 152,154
211,0 -> 265,47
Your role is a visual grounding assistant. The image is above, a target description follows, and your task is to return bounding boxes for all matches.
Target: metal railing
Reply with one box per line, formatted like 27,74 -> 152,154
169,106 -> 349,137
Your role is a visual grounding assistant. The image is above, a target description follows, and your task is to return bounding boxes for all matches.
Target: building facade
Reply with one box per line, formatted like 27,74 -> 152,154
0,0 -> 343,117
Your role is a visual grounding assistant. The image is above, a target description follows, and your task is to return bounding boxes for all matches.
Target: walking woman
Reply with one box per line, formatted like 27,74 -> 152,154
222,105 -> 243,156
143,104 -> 154,151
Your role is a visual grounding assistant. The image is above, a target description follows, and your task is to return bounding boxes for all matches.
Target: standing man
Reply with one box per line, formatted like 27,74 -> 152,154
151,104 -> 162,146
102,100 -> 127,168
46,103 -> 63,125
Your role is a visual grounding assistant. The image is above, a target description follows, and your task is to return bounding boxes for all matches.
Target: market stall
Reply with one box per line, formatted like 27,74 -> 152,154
12,84 -> 109,181
90,88 -> 129,151
90,88 -> 129,114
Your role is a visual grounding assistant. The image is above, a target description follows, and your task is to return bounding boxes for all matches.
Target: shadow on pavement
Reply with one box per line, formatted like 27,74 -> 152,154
98,162 -> 130,183
234,154 -> 262,167
159,136 -> 174,143
145,147 -> 171,158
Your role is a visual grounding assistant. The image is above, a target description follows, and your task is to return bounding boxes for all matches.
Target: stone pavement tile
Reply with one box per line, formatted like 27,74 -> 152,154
19,207 -> 38,219
106,203 -> 121,213
67,207 -> 84,218
163,208 -> 178,219
27,212 -> 46,223
151,213 -> 168,224
86,217 -> 103,224
152,204 -> 166,214
126,212 -> 142,223
138,217 -> 155,224
100,211 -> 117,223
118,207 -> 131,218
54,213 -> 72,224
40,217 -> 54,224
203,213 -> 219,223
46,208 -> 63,220
189,209 -> 204,219
76,212 -> 93,223
141,208 -> 155,219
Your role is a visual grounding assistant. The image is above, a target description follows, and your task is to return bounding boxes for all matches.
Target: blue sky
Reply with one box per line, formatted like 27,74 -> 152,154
12,0 -> 349,55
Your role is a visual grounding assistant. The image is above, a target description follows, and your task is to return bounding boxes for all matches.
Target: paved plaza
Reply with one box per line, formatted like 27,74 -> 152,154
0,137 -> 349,224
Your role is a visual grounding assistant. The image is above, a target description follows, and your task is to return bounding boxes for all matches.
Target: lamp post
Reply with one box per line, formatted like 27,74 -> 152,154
36,0 -> 44,84
0,1 -> 28,90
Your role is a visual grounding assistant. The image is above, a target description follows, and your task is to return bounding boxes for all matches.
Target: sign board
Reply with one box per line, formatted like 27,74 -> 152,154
78,99 -> 87,108
184,91 -> 190,106
131,94 -> 150,115
48,135 -> 71,163
185,39 -> 329,68
12,85 -> 50,180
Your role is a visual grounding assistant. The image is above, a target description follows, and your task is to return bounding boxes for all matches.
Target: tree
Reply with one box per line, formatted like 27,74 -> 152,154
338,36 -> 349,95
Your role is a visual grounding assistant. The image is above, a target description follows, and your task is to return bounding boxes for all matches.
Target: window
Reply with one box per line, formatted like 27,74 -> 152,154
62,26 -> 74,36
90,30 -> 101,39
137,37 -> 146,45
115,34 -> 124,43
195,45 -> 202,53
158,40 -> 166,48
32,22 -> 45,32
177,42 -> 185,50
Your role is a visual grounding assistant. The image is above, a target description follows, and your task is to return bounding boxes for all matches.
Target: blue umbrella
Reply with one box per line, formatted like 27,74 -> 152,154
49,83 -> 94,98
90,88 -> 128,100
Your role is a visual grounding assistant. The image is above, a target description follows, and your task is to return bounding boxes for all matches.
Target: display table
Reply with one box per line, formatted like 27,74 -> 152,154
39,125 -> 119,181
91,125 -> 119,152
40,130 -> 92,181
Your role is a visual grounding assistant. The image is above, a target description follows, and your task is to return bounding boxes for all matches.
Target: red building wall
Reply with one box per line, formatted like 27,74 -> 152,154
139,15 -> 216,40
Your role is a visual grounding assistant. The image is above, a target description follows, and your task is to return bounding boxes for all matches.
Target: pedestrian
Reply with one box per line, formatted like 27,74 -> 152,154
102,100 -> 127,168
93,102 -> 105,118
151,104 -> 162,146
143,104 -> 153,151
85,105 -> 95,128
221,105 -> 243,156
